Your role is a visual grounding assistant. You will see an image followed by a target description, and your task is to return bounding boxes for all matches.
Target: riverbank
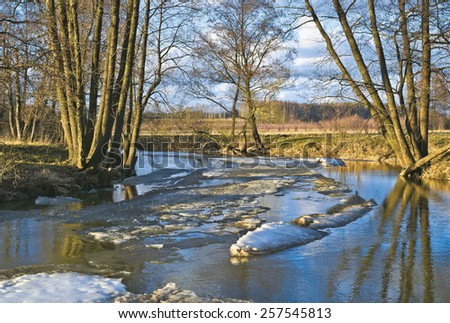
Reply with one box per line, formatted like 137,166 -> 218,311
0,142 -> 108,205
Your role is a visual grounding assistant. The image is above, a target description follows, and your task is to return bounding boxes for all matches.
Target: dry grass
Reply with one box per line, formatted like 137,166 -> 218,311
422,159 -> 450,181
0,142 -> 102,204
140,116 -> 379,136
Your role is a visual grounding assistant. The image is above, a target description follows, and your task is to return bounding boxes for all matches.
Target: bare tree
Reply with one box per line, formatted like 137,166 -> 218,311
188,0 -> 291,153
303,0 -> 450,176
1,2 -> 51,141
122,0 -> 193,171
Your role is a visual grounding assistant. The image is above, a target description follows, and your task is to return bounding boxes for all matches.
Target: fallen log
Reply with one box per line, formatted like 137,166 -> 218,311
400,143 -> 450,177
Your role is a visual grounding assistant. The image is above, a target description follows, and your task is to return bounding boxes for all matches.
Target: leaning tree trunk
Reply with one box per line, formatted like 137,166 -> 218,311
419,0 -> 431,157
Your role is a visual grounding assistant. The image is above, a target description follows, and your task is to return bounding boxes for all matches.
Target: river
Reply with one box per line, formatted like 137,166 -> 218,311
0,153 -> 449,302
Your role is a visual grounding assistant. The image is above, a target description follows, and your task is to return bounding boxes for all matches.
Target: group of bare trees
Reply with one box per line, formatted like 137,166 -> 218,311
303,0 -> 450,175
1,0 -> 449,176
1,0 -> 191,171
43,0 -> 191,170
1,2 -> 60,142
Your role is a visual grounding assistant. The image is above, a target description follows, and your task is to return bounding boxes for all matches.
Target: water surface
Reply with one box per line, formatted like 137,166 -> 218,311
0,158 -> 449,302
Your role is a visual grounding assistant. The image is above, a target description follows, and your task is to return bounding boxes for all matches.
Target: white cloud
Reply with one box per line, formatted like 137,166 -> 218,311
295,19 -> 324,51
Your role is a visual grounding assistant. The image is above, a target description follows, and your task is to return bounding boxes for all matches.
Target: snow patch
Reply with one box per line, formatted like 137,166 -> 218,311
0,272 -> 126,303
317,158 -> 346,167
145,244 -> 164,249
230,222 -> 327,257
308,204 -> 376,229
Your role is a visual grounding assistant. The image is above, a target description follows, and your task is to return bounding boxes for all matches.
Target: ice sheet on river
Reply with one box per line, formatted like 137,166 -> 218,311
0,272 -> 126,302
293,194 -> 377,230
230,222 -> 327,257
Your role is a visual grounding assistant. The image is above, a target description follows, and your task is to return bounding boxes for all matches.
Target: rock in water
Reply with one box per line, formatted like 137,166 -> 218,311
292,215 -> 316,227
230,222 -> 327,257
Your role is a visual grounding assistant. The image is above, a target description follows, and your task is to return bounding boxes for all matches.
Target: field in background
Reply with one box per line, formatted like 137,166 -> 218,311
140,116 -> 380,136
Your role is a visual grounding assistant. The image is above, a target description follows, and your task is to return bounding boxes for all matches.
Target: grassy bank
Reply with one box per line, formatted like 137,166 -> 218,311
0,142 -> 104,204
266,132 -> 449,159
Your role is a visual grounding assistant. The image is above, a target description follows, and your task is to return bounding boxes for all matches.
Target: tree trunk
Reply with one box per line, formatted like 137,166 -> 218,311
86,0 -> 104,145
243,80 -> 264,150
231,77 -> 240,145
7,84 -> 16,139
399,0 -> 422,160
112,0 -> 140,145
368,0 -> 415,167
419,0 -> 431,157
241,120 -> 248,155
56,0 -> 80,164
14,71 -> 23,141
30,110 -> 38,142
86,0 -> 121,168
124,0 -> 159,170
68,0 -> 86,167
45,0 -> 74,159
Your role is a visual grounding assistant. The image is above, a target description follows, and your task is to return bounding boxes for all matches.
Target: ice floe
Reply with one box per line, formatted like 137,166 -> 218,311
294,194 -> 377,230
230,222 -> 327,257
114,282 -> 248,303
0,272 -> 126,302
202,169 -> 231,178
313,177 -> 351,196
88,228 -> 138,245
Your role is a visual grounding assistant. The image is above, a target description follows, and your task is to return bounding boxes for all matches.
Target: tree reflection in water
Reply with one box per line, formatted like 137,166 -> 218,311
330,177 -> 436,302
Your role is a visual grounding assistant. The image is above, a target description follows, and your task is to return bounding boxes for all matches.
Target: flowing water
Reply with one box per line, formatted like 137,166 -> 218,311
0,153 -> 449,303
